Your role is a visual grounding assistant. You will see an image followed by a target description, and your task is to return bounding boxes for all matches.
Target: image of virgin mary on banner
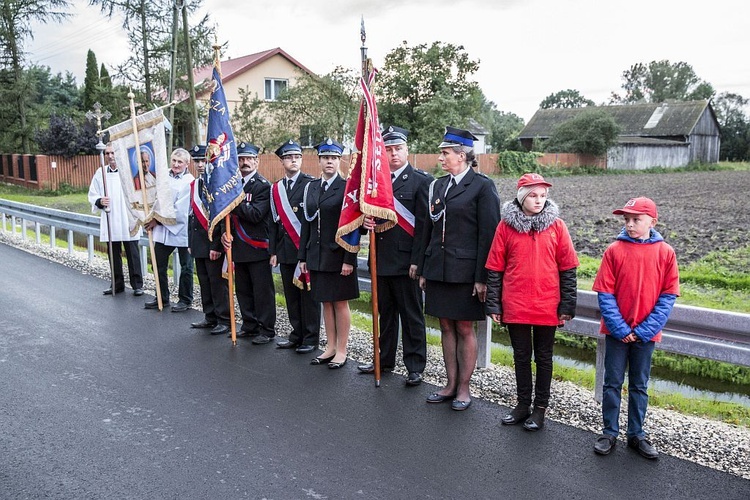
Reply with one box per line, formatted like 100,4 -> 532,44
335,71 -> 397,252
204,64 -> 244,240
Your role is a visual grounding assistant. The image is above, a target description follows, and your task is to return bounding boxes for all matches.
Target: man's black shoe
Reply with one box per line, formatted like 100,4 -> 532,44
144,299 -> 162,309
171,302 -> 190,312
276,339 -> 299,349
210,324 -> 230,336
232,330 -> 259,338
405,372 -> 423,386
295,344 -> 316,354
103,288 -> 124,295
593,434 -> 617,455
133,289 -> 144,296
251,334 -> 274,345
357,363 -> 394,374
628,436 -> 658,459
191,319 -> 217,329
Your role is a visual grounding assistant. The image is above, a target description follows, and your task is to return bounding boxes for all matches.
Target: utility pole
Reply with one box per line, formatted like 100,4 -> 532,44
167,0 -> 180,153
180,0 -> 201,146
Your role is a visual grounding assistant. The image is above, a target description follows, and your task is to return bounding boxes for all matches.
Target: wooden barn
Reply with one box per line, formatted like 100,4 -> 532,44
518,100 -> 721,169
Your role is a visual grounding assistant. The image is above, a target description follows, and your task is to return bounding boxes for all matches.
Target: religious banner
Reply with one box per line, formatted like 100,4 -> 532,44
106,108 -> 174,234
204,64 -> 244,240
335,71 -> 397,252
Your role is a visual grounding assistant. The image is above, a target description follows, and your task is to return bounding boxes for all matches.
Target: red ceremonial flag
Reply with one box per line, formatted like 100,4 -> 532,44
335,70 -> 397,252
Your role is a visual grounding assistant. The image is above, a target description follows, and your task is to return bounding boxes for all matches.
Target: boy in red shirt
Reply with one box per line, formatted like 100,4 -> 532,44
592,197 -> 680,459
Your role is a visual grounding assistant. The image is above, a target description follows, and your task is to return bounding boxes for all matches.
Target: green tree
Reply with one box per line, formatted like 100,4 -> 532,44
269,66 -> 358,147
99,63 -> 111,89
540,89 -> 595,109
0,0 -> 70,153
545,109 -> 621,156
82,49 -> 99,111
713,92 -> 750,161
90,0 -> 215,110
476,97 -> 525,151
612,60 -> 714,104
376,41 -> 482,152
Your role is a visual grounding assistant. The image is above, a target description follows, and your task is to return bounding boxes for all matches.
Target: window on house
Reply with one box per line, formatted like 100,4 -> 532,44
264,78 -> 288,101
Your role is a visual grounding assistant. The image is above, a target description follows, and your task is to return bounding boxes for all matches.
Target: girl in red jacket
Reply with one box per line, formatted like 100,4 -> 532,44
485,173 -> 579,431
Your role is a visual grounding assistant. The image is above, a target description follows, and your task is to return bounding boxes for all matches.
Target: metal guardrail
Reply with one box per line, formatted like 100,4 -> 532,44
3,198 -> 749,383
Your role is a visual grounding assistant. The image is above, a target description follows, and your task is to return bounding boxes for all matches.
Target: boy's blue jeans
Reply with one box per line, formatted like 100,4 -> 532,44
601,335 -> 656,439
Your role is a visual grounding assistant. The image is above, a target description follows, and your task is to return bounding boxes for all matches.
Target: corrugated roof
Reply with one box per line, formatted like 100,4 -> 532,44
519,101 -> 711,139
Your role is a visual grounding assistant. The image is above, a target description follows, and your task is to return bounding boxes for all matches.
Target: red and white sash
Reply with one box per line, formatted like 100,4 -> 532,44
271,181 -> 309,290
190,179 -> 209,232
393,198 -> 415,237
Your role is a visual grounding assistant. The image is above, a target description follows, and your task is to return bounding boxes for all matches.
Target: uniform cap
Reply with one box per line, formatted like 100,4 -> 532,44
237,141 -> 260,157
439,126 -> 477,148
275,139 -> 302,158
382,126 -> 409,146
314,138 -> 343,157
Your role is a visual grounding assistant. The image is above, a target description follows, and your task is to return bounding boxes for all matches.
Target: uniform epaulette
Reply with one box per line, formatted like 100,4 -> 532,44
414,169 -> 429,176
477,172 -> 489,179
302,173 -> 314,180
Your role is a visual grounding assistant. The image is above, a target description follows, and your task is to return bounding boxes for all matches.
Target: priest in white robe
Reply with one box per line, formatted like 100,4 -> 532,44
87,143 -> 144,296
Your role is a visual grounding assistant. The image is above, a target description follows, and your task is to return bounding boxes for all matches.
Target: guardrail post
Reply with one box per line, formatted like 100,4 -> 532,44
87,235 -> 94,262
35,222 -> 41,244
476,317 -> 492,368
67,230 -> 74,255
594,337 -> 606,403
50,225 -> 56,248
173,249 -> 181,284
21,218 -> 27,241
140,245 -> 148,277
11,215 -> 17,235
1,213 -> 6,232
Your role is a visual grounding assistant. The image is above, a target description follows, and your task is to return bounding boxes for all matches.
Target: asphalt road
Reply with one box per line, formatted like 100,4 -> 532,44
1,243 -> 748,499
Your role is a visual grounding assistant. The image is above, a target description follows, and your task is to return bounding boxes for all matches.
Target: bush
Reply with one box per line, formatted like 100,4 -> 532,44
497,150 -> 543,175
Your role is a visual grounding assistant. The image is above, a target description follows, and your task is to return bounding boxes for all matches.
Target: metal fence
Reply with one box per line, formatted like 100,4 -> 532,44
2,198 -> 749,399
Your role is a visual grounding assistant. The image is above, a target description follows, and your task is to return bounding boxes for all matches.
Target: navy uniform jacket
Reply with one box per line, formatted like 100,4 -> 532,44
372,164 -> 433,276
269,173 -> 315,265
230,173 -> 272,263
298,175 -> 358,272
419,168 -> 500,283
188,180 -> 223,258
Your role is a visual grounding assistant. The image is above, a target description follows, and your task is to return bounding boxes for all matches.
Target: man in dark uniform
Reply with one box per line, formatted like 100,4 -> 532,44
224,142 -> 276,343
188,145 -> 230,335
270,140 -> 321,354
358,126 -> 433,386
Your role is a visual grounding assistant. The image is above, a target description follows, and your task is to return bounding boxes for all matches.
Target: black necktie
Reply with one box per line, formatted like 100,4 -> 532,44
450,177 -> 457,187
391,173 -> 396,183
323,181 -> 329,192
286,179 -> 292,192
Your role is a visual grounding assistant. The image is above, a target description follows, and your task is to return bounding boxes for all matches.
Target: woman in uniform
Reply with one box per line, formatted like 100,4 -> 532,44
419,127 -> 501,410
299,139 -> 359,369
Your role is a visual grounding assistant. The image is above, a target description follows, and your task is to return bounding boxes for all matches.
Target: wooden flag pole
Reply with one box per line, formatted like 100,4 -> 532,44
128,91 -> 163,310
360,18 -> 382,388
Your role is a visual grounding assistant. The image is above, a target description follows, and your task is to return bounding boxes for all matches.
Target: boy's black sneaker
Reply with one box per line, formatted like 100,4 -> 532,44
628,436 -> 659,459
593,434 -> 617,455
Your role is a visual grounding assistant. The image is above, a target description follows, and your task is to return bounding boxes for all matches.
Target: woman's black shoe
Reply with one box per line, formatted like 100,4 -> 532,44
328,359 -> 347,369
310,355 -> 334,365
501,403 -> 531,425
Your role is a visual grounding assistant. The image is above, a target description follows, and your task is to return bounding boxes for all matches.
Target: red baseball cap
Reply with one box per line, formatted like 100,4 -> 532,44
517,173 -> 552,189
613,197 -> 658,218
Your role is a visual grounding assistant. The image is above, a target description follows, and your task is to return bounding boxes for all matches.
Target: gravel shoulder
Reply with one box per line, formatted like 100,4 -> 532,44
2,229 -> 748,480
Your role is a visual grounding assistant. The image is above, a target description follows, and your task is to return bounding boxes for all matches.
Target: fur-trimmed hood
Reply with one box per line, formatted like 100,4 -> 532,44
501,199 -> 559,233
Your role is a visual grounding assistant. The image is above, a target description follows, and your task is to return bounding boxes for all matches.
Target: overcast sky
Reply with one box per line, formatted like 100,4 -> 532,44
28,0 -> 750,122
